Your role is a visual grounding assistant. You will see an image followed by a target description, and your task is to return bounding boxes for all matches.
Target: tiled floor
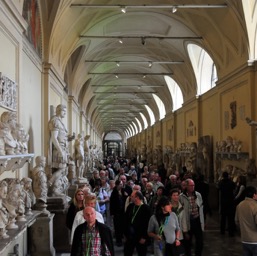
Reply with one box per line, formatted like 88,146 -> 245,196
57,211 -> 243,256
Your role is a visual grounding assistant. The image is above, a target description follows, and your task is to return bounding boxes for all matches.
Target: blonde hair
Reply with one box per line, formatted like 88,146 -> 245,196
73,188 -> 84,208
84,194 -> 97,204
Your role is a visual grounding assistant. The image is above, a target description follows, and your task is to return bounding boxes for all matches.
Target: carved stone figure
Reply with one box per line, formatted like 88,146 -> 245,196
0,180 -> 9,238
4,179 -> 25,227
225,136 -> 233,152
48,104 -> 74,196
11,123 -> 30,154
0,111 -> 18,155
67,157 -> 76,182
246,117 -> 257,126
84,135 -> 91,174
74,134 -> 86,181
31,156 -> 48,204
20,177 -> 35,215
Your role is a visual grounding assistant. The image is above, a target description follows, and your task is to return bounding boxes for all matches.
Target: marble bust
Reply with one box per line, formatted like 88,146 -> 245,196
0,111 -> 17,155
0,180 -> 9,238
31,156 -> 48,204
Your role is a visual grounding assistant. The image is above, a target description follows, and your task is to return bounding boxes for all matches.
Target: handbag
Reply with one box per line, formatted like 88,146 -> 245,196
165,243 -> 185,256
171,244 -> 185,256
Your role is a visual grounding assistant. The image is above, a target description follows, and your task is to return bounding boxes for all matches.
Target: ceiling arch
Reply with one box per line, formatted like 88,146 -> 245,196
41,0 -> 250,137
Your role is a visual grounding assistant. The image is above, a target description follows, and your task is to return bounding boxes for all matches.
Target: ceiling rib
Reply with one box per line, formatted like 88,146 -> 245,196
80,35 -> 202,40
91,84 -> 164,87
71,4 -> 228,9
89,72 -> 172,75
85,60 -> 184,64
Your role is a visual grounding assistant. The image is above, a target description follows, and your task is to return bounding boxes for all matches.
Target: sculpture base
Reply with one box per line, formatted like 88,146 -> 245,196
29,213 -> 55,256
47,197 -> 71,253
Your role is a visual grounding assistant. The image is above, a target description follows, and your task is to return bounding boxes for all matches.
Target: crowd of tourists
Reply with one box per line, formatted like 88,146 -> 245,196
66,156 -> 257,256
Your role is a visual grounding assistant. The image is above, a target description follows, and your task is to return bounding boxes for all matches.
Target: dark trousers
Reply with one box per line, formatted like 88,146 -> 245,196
220,211 -> 235,235
183,217 -> 203,256
124,238 -> 147,256
113,214 -> 124,243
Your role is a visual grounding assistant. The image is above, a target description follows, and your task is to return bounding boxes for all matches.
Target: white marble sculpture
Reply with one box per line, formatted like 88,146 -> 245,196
0,111 -> 17,155
74,134 -> 87,182
3,179 -> 20,229
84,135 -> 91,174
0,180 -> 9,238
8,179 -> 26,222
31,156 -> 51,215
48,104 -> 74,196
31,156 -> 48,204
13,123 -> 29,154
21,177 -> 35,215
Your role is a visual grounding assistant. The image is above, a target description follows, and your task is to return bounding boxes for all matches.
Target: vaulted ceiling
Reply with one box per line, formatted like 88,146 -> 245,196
41,0 -> 249,138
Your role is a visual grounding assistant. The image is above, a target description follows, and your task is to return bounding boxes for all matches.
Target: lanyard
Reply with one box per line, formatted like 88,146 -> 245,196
86,234 -> 92,256
158,215 -> 170,236
131,204 -> 142,224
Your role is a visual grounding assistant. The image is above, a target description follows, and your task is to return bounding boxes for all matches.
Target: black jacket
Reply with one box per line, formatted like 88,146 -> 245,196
71,220 -> 114,256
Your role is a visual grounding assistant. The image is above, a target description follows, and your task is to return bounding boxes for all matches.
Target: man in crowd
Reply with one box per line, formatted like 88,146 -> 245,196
179,178 -> 204,256
70,194 -> 104,243
235,186 -> 257,256
71,206 -> 114,256
123,190 -> 151,256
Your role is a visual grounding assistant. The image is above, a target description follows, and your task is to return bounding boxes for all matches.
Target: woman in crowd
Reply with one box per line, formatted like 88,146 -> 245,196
234,175 -> 247,206
148,196 -> 181,256
170,188 -> 186,243
66,188 -> 84,230
93,179 -> 109,216
151,186 -> 165,214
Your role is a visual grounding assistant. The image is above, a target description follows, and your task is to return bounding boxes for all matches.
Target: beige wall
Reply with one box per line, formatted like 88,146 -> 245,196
128,64 -> 257,176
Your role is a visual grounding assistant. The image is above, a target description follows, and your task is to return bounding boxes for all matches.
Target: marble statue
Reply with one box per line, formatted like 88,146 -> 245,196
246,117 -> 257,126
12,179 -> 26,221
13,123 -> 29,154
67,157 -> 76,182
74,134 -> 87,182
31,156 -> 50,215
20,177 -> 35,215
48,104 -> 74,196
84,135 -> 91,173
3,178 -> 25,228
0,111 -> 18,155
31,156 -> 48,205
0,180 -> 9,238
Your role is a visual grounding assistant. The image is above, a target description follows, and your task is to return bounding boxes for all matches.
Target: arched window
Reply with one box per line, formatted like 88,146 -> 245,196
242,0 -> 257,64
132,122 -> 138,134
187,44 -> 218,96
135,117 -> 142,132
140,112 -> 148,129
164,76 -> 183,111
152,94 -> 166,120
145,105 -> 155,126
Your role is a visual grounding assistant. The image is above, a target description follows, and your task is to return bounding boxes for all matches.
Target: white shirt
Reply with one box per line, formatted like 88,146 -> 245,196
70,209 -> 104,243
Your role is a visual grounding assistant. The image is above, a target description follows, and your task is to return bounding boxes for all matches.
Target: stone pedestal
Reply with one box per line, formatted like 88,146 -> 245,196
29,213 -> 55,256
67,184 -> 78,199
47,196 -> 71,253
209,183 -> 219,210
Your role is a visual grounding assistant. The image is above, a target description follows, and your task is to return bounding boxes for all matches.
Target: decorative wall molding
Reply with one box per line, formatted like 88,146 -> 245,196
0,153 -> 34,176
0,73 -> 17,111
